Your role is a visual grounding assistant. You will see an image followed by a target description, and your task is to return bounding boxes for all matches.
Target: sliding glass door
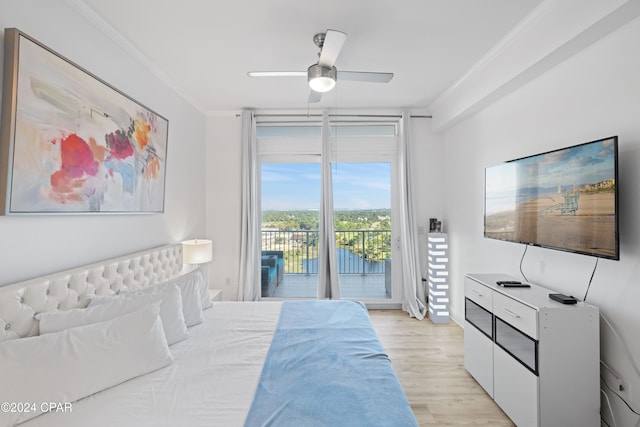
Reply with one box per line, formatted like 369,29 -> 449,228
261,162 -> 320,298
332,162 -> 392,299
257,118 -> 400,304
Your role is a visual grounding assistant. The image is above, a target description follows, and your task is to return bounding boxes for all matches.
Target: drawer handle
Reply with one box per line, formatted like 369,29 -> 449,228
503,308 -> 520,318
471,289 -> 482,297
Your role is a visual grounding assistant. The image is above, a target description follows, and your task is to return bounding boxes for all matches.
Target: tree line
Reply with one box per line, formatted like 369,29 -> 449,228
263,209 -> 392,265
262,209 -> 391,231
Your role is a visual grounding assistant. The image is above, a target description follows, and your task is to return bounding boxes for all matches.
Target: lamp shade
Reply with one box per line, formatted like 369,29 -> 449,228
182,239 -> 212,264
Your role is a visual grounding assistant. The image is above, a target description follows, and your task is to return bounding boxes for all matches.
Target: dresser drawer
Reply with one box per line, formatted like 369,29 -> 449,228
493,292 -> 538,339
465,277 -> 492,312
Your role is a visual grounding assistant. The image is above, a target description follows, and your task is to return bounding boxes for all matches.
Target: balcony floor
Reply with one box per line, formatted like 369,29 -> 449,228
271,273 -> 389,299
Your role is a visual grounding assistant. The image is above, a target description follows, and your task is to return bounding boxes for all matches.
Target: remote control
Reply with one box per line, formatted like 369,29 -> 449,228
549,293 -> 578,304
496,280 -> 521,285
496,280 -> 531,288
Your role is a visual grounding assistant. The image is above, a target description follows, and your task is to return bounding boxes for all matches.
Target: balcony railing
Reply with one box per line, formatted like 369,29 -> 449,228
261,230 -> 391,275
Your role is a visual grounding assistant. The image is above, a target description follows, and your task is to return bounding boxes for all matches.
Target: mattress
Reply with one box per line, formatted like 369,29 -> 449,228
21,300 -> 417,427
23,302 -> 283,427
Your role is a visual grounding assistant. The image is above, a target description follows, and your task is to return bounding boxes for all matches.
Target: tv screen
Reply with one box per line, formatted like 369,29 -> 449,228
484,136 -> 619,260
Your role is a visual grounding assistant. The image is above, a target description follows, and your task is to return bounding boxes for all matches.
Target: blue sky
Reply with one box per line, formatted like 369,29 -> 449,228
261,163 -> 391,210
485,138 -> 616,214
486,137 -> 616,194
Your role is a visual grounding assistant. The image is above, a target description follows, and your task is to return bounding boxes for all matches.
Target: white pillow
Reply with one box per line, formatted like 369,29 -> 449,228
0,302 -> 172,426
165,269 -> 205,325
191,267 -> 213,310
92,270 -> 205,327
37,296 -> 152,333
78,282 -> 188,345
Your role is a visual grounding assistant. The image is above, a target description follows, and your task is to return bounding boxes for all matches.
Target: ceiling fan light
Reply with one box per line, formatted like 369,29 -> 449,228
308,64 -> 336,93
309,77 -> 335,92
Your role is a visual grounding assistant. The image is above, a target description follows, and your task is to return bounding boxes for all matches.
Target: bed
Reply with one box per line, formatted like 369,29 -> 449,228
0,244 -> 418,427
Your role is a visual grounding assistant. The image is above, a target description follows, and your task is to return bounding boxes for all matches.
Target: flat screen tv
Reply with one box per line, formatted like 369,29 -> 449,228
484,136 -> 619,260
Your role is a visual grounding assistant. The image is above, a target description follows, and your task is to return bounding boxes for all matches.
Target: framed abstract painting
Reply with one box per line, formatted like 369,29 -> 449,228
0,28 -> 169,214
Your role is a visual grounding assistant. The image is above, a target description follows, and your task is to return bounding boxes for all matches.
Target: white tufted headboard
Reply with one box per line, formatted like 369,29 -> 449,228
0,244 -> 184,343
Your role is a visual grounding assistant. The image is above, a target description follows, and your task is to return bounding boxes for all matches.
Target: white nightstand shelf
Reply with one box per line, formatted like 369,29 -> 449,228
208,289 -> 222,302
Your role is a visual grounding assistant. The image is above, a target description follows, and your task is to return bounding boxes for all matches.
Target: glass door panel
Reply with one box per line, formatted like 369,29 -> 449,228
465,298 -> 493,339
332,162 -> 391,299
261,163 -> 320,298
495,316 -> 539,375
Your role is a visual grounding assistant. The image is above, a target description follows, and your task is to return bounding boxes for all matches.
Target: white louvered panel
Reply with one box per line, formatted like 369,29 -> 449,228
427,233 -> 449,323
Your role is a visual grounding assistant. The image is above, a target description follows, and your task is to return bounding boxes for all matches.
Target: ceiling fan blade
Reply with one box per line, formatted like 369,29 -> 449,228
247,71 -> 306,77
337,71 -> 394,83
318,29 -> 347,68
308,90 -> 322,103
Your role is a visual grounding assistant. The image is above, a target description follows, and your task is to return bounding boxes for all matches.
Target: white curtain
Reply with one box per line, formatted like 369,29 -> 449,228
398,113 -> 427,319
317,112 -> 340,299
238,110 -> 261,301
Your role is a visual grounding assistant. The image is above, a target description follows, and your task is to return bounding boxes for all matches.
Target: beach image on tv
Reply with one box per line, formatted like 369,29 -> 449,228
485,137 -> 617,258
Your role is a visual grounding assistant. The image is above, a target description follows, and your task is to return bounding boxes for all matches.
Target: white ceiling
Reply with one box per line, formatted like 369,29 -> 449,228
77,0 -> 542,113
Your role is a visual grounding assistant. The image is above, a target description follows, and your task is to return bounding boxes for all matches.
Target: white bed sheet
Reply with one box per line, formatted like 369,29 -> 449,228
22,301 -> 283,427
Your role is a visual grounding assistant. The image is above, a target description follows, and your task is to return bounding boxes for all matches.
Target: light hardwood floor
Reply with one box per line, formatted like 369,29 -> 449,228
368,309 -> 515,426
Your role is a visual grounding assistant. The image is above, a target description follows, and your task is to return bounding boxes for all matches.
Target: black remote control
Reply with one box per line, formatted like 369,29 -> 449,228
496,280 -> 531,288
497,280 -> 521,285
549,293 -> 578,304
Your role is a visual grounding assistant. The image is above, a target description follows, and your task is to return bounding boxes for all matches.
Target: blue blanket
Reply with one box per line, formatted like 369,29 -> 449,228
244,300 -> 418,427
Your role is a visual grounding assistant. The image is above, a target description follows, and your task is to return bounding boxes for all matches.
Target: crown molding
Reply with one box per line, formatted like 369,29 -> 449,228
65,0 -> 206,114
428,0 -> 640,132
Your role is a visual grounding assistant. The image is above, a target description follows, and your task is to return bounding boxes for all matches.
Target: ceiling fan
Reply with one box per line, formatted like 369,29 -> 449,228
248,29 -> 394,103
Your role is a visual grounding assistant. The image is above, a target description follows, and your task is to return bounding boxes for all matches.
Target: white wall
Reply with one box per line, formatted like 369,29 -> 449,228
441,15 -> 640,425
205,114 -> 243,299
410,118 -> 445,277
0,1 -> 207,285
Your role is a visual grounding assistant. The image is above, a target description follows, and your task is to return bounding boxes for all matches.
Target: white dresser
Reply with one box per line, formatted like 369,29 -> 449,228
464,273 -> 600,427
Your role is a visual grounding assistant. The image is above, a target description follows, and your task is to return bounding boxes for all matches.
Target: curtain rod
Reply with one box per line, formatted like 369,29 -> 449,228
250,113 -> 432,119
254,120 -> 403,125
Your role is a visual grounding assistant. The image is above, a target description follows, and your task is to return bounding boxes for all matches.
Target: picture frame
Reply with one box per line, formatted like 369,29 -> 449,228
0,28 -> 169,214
